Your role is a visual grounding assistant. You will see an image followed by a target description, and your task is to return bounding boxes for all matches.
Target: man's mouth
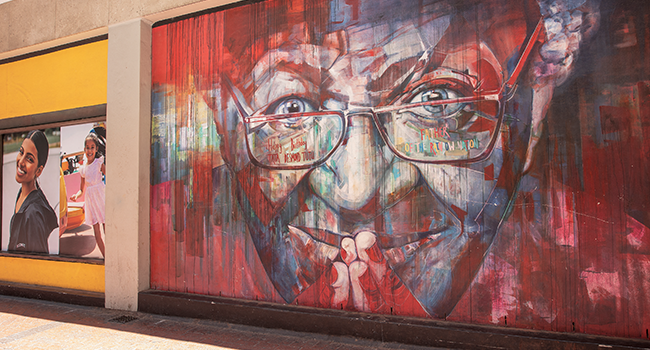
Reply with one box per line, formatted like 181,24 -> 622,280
285,178 -> 457,270
293,175 -> 457,245
288,202 -> 453,266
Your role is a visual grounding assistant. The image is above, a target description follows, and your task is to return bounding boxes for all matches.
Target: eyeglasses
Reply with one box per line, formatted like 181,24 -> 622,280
225,18 -> 544,170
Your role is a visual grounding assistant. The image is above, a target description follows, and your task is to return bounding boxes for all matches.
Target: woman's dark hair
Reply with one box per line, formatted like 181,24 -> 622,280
26,129 -> 49,169
85,132 -> 105,158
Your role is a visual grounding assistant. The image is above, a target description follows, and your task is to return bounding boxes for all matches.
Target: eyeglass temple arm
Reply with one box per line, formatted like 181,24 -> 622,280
505,17 -> 545,89
221,75 -> 254,119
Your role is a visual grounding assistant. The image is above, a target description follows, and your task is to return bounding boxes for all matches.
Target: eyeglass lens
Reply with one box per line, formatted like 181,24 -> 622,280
246,112 -> 345,167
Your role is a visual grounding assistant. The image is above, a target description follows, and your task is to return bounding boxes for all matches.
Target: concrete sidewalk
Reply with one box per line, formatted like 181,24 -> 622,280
0,295 -> 443,350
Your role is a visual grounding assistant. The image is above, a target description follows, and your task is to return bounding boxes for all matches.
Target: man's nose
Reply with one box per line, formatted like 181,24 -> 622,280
322,112 -> 389,210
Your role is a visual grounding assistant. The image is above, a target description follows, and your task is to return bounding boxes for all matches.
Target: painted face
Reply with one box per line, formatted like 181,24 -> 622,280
84,139 -> 97,162
213,0 -> 539,316
16,138 -> 43,185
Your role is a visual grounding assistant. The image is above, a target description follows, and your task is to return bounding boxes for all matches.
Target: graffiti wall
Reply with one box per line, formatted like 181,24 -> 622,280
150,0 -> 650,338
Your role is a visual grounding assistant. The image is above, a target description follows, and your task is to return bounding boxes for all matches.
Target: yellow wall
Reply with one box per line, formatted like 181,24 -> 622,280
0,40 -> 107,294
0,257 -> 104,293
0,40 -> 108,119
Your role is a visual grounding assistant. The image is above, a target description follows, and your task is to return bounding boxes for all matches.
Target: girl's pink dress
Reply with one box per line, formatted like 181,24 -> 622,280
80,155 -> 105,225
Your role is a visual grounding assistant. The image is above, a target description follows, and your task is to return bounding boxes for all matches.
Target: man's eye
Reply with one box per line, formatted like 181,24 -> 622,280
266,96 -> 316,115
408,87 -> 463,117
258,96 -> 318,130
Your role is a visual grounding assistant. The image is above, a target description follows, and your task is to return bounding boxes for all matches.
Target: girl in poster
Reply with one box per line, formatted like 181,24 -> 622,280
70,133 -> 105,257
9,130 -> 58,254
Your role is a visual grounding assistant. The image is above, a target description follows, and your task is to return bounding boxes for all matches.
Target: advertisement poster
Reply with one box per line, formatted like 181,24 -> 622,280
2,128 -> 60,254
2,123 -> 106,259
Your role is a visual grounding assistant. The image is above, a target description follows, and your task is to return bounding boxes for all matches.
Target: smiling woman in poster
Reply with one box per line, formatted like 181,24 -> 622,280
8,130 -> 58,253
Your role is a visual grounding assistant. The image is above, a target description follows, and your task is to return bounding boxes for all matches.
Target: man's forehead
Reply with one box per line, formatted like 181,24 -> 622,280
236,0 -> 529,103
253,11 -> 514,75
328,0 -> 464,32
325,1 -> 526,66
345,16 -> 451,55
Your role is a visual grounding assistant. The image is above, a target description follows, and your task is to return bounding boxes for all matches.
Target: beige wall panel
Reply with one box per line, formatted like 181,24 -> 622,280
107,0 -> 205,24
0,5 -> 9,53
140,0 -> 201,18
7,0 -> 56,50
108,0 -> 143,25
55,0 -> 110,38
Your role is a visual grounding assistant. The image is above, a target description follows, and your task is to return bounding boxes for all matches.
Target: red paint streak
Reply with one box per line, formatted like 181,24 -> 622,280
344,0 -> 360,21
450,204 -> 467,225
150,181 -> 173,291
467,115 -> 497,134
484,163 -> 495,181
151,26 -> 168,86
236,165 -> 277,226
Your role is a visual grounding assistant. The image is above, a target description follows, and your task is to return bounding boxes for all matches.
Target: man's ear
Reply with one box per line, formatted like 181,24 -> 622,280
210,98 -> 253,173
523,84 -> 554,173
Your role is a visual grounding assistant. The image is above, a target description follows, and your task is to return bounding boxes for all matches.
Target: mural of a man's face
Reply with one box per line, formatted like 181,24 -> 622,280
212,0 -> 552,316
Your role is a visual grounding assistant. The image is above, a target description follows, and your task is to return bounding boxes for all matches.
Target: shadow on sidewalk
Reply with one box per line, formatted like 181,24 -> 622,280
0,294 -> 435,349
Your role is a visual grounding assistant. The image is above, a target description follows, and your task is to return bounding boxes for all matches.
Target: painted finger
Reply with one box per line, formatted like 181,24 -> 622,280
340,236 -> 357,266
355,230 -> 387,282
330,261 -> 350,309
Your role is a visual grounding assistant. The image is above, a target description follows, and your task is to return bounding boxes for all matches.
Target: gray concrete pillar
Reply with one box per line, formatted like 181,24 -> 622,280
105,18 -> 152,311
